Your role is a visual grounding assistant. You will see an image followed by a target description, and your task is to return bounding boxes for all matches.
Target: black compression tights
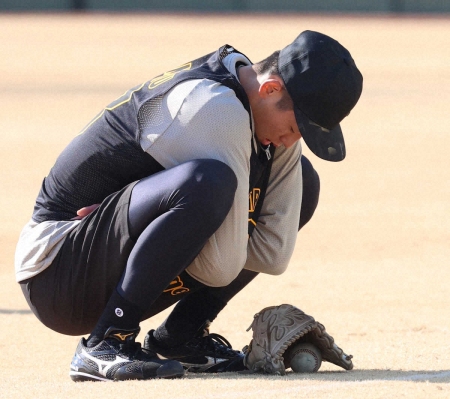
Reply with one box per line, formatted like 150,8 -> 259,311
117,159 -> 237,310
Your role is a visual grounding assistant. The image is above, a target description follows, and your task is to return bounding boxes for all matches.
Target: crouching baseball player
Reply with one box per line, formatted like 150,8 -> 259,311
15,30 -> 362,381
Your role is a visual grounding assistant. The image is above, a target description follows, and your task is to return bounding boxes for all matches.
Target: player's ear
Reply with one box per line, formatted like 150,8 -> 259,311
258,78 -> 283,99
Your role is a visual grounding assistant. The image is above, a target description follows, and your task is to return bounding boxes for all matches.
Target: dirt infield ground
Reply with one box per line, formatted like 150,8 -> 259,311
1,12 -> 449,399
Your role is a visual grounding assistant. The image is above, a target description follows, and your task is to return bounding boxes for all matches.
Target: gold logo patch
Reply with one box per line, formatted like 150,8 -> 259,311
163,275 -> 190,296
112,332 -> 134,341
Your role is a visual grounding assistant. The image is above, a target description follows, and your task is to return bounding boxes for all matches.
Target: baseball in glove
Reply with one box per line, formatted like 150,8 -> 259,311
243,304 -> 353,375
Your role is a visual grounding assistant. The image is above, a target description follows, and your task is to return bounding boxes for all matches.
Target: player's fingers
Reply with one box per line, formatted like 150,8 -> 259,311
72,203 -> 101,219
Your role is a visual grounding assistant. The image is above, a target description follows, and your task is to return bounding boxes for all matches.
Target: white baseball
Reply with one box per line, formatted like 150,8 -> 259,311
285,342 -> 322,373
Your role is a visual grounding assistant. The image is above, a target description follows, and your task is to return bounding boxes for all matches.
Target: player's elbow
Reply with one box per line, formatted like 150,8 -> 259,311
256,259 -> 289,276
244,247 -> 291,275
268,262 -> 289,275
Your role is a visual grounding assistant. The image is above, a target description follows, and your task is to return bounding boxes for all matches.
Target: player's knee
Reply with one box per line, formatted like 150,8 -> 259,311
188,159 -> 237,224
299,156 -> 320,230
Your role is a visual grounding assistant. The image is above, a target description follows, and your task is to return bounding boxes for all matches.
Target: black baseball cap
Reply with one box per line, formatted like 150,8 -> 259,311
278,30 -> 363,162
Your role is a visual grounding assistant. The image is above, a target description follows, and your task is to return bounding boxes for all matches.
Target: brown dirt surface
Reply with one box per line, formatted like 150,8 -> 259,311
1,13 -> 449,399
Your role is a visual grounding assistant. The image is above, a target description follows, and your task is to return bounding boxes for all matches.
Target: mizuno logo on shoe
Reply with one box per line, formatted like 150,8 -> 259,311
81,348 -> 131,378
112,332 -> 134,341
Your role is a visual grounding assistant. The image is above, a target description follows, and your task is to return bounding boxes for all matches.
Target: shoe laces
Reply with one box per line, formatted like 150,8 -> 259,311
189,332 -> 239,358
108,338 -> 143,360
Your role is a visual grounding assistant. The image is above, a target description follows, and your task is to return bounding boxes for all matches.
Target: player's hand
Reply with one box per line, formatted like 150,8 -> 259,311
71,204 -> 100,220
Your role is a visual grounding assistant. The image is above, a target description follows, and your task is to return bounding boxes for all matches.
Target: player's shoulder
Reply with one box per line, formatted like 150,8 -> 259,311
175,78 -> 248,124
167,78 -> 242,114
184,78 -> 242,102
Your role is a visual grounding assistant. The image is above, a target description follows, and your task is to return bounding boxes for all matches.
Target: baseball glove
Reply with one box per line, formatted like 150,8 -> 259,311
243,304 -> 353,374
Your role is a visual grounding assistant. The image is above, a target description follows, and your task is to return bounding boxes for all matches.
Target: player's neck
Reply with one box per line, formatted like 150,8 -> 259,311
238,65 -> 260,111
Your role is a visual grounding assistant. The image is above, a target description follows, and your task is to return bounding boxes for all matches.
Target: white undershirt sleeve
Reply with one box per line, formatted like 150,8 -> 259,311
244,141 -> 303,275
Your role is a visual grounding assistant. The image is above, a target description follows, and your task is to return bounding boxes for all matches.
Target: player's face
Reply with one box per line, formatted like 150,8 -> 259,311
254,103 -> 302,149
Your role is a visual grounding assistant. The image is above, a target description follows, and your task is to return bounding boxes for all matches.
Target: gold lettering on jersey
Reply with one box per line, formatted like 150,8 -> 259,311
249,188 -> 260,213
148,63 -> 192,89
163,275 -> 190,296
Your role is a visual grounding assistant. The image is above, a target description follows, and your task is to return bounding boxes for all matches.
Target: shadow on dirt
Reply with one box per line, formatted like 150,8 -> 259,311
184,369 -> 450,383
0,308 -> 32,314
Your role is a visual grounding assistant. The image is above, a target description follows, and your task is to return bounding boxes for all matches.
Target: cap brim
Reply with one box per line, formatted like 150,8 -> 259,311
294,107 -> 346,162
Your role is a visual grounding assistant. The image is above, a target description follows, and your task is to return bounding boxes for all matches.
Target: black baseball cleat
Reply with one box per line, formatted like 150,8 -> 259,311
69,327 -> 185,381
143,327 -> 247,373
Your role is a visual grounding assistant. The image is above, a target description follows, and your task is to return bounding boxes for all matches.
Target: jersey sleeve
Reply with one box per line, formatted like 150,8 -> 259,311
244,141 -> 303,275
141,79 -> 251,287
